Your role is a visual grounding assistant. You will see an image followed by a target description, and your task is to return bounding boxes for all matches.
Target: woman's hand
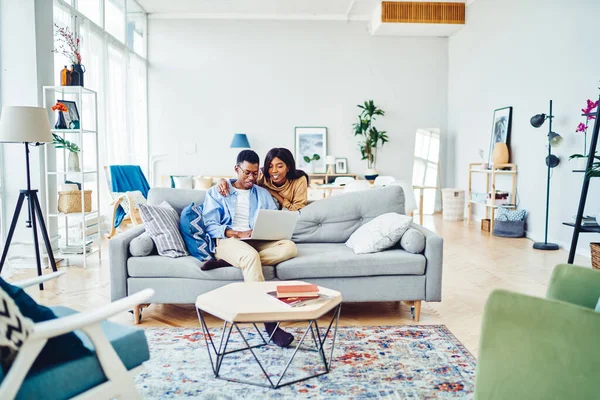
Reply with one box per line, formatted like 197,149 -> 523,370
217,178 -> 230,196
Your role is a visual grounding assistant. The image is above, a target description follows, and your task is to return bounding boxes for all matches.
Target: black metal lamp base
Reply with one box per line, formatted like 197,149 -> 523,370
533,242 -> 559,250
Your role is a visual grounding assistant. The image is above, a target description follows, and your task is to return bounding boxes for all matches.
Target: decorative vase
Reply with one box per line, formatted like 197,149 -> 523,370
55,112 -> 67,129
365,168 -> 379,181
72,64 -> 85,87
492,142 -> 509,165
68,152 -> 81,172
306,163 -> 314,174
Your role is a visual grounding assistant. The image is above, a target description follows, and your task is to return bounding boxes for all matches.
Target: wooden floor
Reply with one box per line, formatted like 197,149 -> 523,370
5,215 -> 589,356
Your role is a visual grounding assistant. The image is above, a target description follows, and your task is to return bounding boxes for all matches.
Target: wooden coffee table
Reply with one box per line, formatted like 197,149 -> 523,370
195,281 -> 342,389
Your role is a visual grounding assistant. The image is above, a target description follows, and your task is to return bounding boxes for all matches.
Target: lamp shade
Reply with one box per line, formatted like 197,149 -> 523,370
0,106 -> 53,143
325,155 -> 336,165
230,133 -> 250,148
530,113 -> 547,128
548,131 -> 563,147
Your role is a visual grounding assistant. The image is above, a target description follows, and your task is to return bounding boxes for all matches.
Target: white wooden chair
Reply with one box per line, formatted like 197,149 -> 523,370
0,271 -> 153,400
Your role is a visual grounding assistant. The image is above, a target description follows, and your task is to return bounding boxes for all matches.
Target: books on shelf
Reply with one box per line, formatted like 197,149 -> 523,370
572,215 -> 598,226
276,283 -> 319,298
60,239 -> 93,254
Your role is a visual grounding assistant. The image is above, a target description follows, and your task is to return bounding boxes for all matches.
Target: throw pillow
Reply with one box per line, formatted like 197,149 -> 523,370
400,228 -> 426,254
180,202 -> 214,261
170,175 -> 193,189
0,278 -> 91,372
495,207 -> 526,221
129,232 -> 155,257
139,202 -> 189,258
0,285 -> 34,372
346,213 -> 413,254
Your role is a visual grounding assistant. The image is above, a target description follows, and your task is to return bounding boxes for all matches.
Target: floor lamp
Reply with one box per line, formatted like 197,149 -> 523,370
530,100 -> 563,250
0,106 -> 58,289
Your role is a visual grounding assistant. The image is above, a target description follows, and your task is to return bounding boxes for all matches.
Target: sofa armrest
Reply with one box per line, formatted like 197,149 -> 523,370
475,290 -> 600,399
546,264 -> 600,309
410,223 -> 443,301
109,225 -> 146,301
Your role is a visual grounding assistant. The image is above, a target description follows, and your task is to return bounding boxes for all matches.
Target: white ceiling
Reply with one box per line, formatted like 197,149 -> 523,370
140,0 -> 469,20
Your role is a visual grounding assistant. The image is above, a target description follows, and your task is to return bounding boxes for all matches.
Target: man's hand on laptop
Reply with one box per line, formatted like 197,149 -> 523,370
225,229 -> 253,239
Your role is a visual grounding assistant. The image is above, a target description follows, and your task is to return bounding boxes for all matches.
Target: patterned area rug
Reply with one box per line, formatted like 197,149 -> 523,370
135,325 -> 476,399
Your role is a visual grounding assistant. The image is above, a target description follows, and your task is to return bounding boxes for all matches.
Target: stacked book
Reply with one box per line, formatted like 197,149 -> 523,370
267,283 -> 320,307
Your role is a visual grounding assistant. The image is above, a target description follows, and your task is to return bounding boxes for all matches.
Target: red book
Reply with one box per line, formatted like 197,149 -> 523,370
277,284 -> 318,294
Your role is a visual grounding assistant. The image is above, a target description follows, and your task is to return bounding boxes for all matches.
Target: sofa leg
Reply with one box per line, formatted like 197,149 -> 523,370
412,301 -> 422,322
132,303 -> 151,324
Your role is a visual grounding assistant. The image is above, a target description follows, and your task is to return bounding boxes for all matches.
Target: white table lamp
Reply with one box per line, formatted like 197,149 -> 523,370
0,106 -> 58,287
325,155 -> 336,174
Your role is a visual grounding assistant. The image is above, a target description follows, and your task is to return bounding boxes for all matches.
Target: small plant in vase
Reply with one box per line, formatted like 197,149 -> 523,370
353,100 -> 388,180
51,102 -> 68,129
52,133 -> 81,173
53,23 -> 85,87
303,154 -> 321,174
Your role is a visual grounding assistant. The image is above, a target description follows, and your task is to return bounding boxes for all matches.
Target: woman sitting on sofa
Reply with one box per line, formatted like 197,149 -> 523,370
217,147 -> 309,211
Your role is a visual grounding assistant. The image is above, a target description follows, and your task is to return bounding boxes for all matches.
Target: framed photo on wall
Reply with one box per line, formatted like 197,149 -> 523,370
295,127 -> 327,173
58,99 -> 80,129
334,158 -> 348,174
488,106 -> 512,165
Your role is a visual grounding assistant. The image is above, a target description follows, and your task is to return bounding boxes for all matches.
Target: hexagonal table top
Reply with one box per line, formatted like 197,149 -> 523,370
195,281 -> 342,323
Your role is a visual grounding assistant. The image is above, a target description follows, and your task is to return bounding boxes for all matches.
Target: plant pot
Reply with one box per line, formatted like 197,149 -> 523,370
571,157 -> 588,171
68,152 -> 81,172
364,168 -> 379,181
55,113 -> 67,130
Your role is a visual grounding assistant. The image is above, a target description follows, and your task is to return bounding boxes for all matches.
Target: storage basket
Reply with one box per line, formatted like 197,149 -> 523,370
441,188 -> 465,221
591,243 -> 600,270
58,190 -> 92,213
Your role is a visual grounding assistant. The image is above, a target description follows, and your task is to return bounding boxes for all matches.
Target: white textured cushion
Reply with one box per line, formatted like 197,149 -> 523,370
171,176 -> 193,189
345,212 -> 412,254
0,286 -> 34,371
400,228 -> 426,254
139,202 -> 189,258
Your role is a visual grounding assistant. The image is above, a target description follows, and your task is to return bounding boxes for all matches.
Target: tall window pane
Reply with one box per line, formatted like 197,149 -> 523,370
106,44 -> 128,164
105,0 -> 125,42
127,0 -> 146,57
128,55 -> 148,172
77,0 -> 102,27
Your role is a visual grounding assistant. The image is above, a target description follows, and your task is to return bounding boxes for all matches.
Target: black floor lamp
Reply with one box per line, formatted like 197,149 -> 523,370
0,106 -> 58,289
530,100 -> 563,250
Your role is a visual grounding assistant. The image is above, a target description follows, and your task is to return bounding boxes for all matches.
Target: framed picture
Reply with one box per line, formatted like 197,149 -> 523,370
488,106 -> 512,165
294,127 -> 327,173
334,158 -> 348,174
58,100 -> 80,129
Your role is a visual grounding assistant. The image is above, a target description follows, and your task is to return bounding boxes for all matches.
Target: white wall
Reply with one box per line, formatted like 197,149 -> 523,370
148,19 -> 448,184
448,0 -> 600,255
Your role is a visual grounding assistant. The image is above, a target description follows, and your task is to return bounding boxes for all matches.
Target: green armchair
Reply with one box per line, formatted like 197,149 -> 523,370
475,264 -> 600,399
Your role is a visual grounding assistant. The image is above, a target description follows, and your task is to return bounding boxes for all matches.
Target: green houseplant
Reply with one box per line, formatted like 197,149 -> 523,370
303,153 -> 320,174
52,133 -> 81,172
353,100 -> 388,179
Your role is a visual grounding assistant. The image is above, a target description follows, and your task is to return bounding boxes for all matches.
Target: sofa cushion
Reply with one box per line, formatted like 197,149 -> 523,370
400,228 -> 426,254
129,232 -> 155,257
293,186 -> 405,243
179,202 -> 213,262
139,202 -> 188,258
127,255 -> 277,281
275,243 -> 425,280
346,212 -> 412,254
15,306 -> 149,400
0,283 -> 34,372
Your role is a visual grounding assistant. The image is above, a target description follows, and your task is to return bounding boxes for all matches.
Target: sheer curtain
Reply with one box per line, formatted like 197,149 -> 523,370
128,55 -> 148,173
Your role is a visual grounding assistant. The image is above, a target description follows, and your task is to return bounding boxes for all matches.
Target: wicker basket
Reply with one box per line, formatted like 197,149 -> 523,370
591,243 -> 600,270
58,190 -> 92,213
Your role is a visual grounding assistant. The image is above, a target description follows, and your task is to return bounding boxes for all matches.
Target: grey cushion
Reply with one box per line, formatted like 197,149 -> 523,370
293,186 -> 405,243
129,232 -> 155,257
400,228 -> 426,254
127,255 -> 277,281
139,202 -> 188,258
275,243 -> 425,280
148,188 -> 207,215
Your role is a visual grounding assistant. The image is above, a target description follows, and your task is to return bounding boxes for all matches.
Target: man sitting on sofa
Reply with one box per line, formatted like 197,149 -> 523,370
202,149 -> 298,347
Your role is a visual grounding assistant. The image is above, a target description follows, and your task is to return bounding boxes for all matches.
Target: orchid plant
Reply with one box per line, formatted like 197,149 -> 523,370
574,99 -> 599,156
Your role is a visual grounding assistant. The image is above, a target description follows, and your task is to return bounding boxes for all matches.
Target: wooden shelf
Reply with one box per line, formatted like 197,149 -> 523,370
563,222 -> 600,233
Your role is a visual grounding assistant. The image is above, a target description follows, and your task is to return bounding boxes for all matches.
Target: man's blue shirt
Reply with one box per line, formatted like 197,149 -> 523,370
202,180 -> 277,239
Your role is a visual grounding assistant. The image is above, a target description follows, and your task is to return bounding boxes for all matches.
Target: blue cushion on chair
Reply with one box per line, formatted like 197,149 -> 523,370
15,306 -> 149,400
0,279 -> 91,372
180,202 -> 214,261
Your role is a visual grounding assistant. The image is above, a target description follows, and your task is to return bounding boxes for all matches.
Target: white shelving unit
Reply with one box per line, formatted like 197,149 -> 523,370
42,86 -> 101,268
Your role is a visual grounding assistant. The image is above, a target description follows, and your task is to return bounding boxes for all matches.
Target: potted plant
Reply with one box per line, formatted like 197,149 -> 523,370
303,154 -> 320,174
570,98 -> 598,170
53,23 -> 85,86
52,133 -> 81,172
353,100 -> 388,180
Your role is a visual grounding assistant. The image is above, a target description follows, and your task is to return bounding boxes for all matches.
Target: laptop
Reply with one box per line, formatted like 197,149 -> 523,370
241,209 -> 299,241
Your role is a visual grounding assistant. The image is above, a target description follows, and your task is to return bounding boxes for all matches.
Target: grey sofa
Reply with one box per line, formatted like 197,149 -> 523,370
109,186 -> 443,321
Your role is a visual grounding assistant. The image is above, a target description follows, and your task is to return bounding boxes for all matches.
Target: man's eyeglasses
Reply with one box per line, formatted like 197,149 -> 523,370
236,166 -> 259,178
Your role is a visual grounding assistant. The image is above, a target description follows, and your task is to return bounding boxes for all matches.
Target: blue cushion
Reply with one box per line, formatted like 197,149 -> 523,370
15,306 -> 149,400
179,202 -> 214,261
0,279 -> 91,372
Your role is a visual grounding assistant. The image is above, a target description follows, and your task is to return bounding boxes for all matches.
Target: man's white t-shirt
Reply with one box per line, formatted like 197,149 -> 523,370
231,189 -> 251,231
